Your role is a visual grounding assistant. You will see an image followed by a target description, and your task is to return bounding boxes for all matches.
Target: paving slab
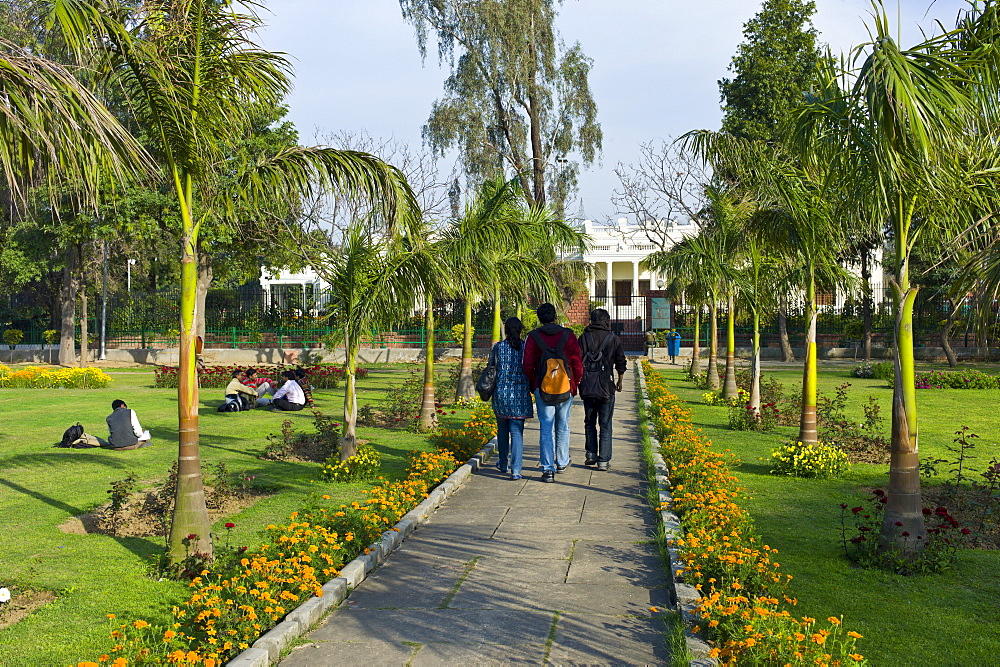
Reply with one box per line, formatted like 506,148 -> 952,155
449,579 -> 673,616
280,370 -> 670,666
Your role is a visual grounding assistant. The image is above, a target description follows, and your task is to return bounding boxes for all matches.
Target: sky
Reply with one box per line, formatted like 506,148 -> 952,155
254,0 -> 970,222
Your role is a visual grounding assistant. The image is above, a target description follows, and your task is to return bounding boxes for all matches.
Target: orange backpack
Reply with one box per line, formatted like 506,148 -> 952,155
530,329 -> 573,405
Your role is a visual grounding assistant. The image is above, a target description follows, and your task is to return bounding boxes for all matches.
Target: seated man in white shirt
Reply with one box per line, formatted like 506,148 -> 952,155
271,370 -> 306,411
105,399 -> 152,450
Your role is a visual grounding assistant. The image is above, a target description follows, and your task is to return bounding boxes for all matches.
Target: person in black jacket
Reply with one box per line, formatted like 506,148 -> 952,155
578,309 -> 626,470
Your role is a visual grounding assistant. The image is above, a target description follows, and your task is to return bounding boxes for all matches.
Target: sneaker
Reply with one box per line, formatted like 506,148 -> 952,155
510,474 -> 523,481
496,461 -> 508,474
556,460 -> 570,472
597,461 -> 610,471
584,458 -> 598,466
541,471 -> 556,483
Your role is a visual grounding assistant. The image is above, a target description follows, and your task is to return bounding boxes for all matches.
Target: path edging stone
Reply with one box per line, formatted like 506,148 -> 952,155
634,361 -> 717,666
226,436 -> 498,666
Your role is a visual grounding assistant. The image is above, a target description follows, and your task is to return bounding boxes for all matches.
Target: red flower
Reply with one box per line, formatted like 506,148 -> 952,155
225,522 -> 236,529
187,534 -> 198,540
961,528 -> 971,535
894,521 -> 903,527
851,507 -> 863,514
839,503 -> 848,509
922,508 -> 932,515
873,489 -> 885,497
901,531 -> 910,537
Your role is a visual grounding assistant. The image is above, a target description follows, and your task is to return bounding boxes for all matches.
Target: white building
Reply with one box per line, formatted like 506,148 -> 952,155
581,217 -> 697,302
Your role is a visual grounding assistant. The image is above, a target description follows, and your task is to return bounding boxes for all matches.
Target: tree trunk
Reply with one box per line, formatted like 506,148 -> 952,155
342,336 -> 360,459
491,288 -> 502,345
195,252 -> 213,343
418,295 -> 438,430
778,300 -> 795,362
861,246 -> 874,362
722,291 -> 738,399
59,247 -> 79,366
689,307 -> 701,377
526,16 -> 546,209
749,308 -> 761,411
707,301 -> 720,390
882,279 -> 926,552
167,206 -> 212,563
941,298 -> 960,368
456,299 -> 475,400
798,274 -> 819,446
79,275 -> 88,367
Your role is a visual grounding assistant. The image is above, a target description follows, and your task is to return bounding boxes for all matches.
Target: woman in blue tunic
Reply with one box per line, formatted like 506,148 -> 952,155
490,317 -> 533,480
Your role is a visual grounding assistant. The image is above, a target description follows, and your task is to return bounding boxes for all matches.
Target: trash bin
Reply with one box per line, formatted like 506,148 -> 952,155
666,330 -> 682,363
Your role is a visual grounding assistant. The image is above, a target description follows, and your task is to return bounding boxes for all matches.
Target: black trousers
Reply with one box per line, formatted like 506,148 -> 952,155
272,398 -> 305,411
583,393 -> 615,463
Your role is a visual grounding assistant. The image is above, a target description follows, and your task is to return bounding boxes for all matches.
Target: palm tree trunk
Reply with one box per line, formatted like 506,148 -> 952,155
456,299 -> 475,400
342,335 -> 360,459
941,298 -> 960,368
168,231 -> 212,563
750,308 -> 761,411
798,274 -> 819,446
418,295 -> 437,430
491,287 -> 502,345
722,291 -> 738,398
195,252 -> 212,343
778,299 -> 795,362
882,217 -> 926,553
707,301 -> 720,390
690,307 -> 701,377
59,247 -> 79,366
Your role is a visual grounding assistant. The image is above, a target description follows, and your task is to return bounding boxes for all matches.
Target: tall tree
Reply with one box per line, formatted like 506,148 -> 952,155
46,0 -> 417,563
399,0 -> 602,211
719,0 -> 819,143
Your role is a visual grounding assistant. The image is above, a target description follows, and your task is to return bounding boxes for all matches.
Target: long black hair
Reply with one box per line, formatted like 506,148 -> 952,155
504,316 -> 524,350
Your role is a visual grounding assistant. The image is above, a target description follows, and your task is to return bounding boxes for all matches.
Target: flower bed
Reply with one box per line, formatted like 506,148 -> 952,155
153,364 -> 368,390
75,432 -> 479,664
0,365 -> 112,389
882,368 -> 1000,389
641,361 -> 866,665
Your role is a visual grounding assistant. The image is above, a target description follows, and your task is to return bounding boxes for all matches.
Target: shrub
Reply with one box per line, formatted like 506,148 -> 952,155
450,323 -> 466,347
728,402 -> 780,432
0,365 -> 112,389
851,361 -> 893,379
911,368 -> 1000,390
43,329 -> 60,345
839,489 -> 969,574
321,442 -> 382,482
3,328 -> 24,348
770,441 -> 850,479
429,401 -> 496,461
702,388 -> 748,407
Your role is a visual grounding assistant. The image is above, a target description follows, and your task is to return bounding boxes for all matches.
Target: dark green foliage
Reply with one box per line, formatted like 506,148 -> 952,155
718,0 -> 819,142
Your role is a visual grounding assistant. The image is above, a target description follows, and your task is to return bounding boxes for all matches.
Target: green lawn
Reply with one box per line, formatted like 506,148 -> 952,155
0,365 -> 471,665
654,360 -> 1000,666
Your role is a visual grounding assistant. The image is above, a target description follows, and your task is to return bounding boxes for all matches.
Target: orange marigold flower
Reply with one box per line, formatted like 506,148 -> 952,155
828,616 -> 841,625
848,631 -> 863,639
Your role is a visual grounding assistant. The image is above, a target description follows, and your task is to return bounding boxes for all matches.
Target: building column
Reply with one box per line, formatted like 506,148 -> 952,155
587,262 -> 596,299
632,261 -> 639,300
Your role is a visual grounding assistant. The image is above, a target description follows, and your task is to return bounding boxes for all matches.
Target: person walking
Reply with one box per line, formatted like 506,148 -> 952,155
523,303 -> 582,482
489,317 -> 533,480
578,309 -> 626,470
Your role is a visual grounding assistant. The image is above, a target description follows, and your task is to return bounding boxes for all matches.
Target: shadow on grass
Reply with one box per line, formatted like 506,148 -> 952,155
0,450 -> 134,471
0,476 -> 92,516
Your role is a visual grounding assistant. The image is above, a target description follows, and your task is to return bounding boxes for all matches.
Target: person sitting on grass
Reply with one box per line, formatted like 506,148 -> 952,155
244,367 -> 274,407
222,370 -> 258,411
294,367 -> 315,408
105,399 -> 151,450
271,370 -> 306,411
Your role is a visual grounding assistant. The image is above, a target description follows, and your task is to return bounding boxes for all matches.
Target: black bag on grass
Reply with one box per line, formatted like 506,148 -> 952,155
58,423 -> 85,447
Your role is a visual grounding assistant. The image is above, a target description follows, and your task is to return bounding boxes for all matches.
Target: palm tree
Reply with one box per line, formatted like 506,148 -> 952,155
443,177 -> 582,400
791,4 -> 985,550
47,0 -> 417,562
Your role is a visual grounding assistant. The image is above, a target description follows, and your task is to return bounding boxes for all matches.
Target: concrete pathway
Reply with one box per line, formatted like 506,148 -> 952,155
281,372 -> 670,666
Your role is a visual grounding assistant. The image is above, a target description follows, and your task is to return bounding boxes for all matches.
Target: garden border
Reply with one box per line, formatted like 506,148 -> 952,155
226,436 -> 499,667
634,360 -> 716,667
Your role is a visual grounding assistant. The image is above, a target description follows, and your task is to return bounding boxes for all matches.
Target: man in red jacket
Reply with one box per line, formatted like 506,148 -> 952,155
523,303 -> 583,482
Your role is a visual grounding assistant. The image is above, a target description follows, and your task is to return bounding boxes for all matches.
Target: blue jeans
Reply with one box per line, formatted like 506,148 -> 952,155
535,390 -> 574,472
496,417 -> 525,476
